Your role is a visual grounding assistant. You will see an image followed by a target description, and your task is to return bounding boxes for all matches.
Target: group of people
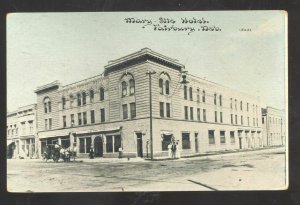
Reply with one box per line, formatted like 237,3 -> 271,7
168,140 -> 180,159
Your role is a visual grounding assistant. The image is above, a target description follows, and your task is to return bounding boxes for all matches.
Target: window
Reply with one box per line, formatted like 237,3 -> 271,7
162,134 -> 172,151
78,113 -> 82,125
121,81 -> 127,97
214,111 -> 217,122
91,110 -> 95,123
83,112 -> 87,125
189,87 -> 193,101
230,98 -> 233,109
240,101 -> 243,111
256,118 -> 258,126
166,103 -> 171,118
69,94 -> 74,107
71,114 -> 74,126
235,115 -> 238,124
247,103 -> 249,112
184,106 -> 188,120
220,131 -> 226,144
214,93 -> 217,105
253,104 -> 255,112
44,119 -> 48,130
247,117 -> 250,126
29,121 -> 33,134
202,90 -> 206,102
230,131 -> 235,143
77,93 -> 81,106
49,118 -> 52,130
182,133 -> 190,149
165,80 -> 170,95
44,97 -> 51,113
235,99 -> 237,110
106,135 -> 113,153
130,103 -> 136,119
129,79 -> 135,95
114,135 -> 121,153
63,116 -> 66,128
197,89 -> 200,102
208,130 -> 215,144
241,116 -> 243,125
160,102 -> 164,117
159,78 -> 163,94
190,107 -> 194,120
79,138 -> 85,153
220,112 -> 223,123
100,87 -> 105,101
197,108 -> 200,121
203,109 -> 207,122
100,108 -> 105,122
253,118 -> 255,126
90,90 -> 94,103
62,97 -> 66,109
219,95 -> 222,106
79,137 -> 91,153
184,85 -> 187,100
123,104 -> 128,119
262,117 -> 265,124
82,92 -> 86,105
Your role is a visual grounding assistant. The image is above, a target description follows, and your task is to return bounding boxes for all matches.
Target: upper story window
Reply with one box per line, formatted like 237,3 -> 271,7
214,93 -> 217,105
77,93 -> 82,106
90,90 -> 94,103
100,87 -> 105,101
184,85 -> 188,100
189,87 -> 193,101
69,94 -> 74,107
121,81 -> 127,97
120,72 -> 135,97
44,97 -> 51,113
197,89 -> 200,102
230,98 -> 233,109
219,95 -> 222,106
240,101 -> 243,111
62,97 -> 66,109
82,92 -> 87,105
202,90 -> 206,102
129,79 -> 135,95
159,72 -> 171,96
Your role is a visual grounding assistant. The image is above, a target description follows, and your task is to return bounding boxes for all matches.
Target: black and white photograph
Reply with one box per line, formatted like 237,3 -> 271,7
6,11 -> 287,192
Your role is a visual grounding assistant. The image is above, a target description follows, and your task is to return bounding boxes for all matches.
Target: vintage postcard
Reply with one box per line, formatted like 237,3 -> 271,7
6,11 -> 287,192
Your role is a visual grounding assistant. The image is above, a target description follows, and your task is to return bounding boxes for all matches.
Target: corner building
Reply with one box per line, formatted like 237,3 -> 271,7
35,48 -> 263,158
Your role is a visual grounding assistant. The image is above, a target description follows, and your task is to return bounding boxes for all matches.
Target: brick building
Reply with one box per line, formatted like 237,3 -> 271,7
7,104 -> 38,159
262,107 -> 286,146
35,48 -> 263,158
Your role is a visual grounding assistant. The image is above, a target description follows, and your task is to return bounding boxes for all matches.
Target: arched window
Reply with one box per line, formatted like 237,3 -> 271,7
165,80 -> 170,95
129,79 -> 135,95
189,87 -> 193,101
121,81 -> 127,97
100,87 -> 105,101
44,97 -> 51,113
90,90 -> 94,103
77,93 -> 81,106
159,78 -> 163,94
82,92 -> 86,105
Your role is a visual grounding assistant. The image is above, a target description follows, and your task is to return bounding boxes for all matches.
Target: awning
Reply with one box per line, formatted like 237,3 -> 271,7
160,131 -> 173,136
75,127 -> 121,135
7,140 -> 14,146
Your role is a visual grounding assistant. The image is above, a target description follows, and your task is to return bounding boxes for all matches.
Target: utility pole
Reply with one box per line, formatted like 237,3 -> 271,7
146,70 -> 156,160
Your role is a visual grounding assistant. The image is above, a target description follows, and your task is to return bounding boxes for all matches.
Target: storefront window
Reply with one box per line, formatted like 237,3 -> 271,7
106,135 -> 113,153
162,134 -> 172,151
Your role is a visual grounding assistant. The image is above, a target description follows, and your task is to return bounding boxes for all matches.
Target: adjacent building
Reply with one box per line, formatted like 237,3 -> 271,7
34,48 -> 264,158
262,107 -> 286,146
7,104 -> 38,159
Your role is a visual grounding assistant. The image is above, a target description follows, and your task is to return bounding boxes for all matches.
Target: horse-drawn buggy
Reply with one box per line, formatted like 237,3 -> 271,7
42,144 -> 76,163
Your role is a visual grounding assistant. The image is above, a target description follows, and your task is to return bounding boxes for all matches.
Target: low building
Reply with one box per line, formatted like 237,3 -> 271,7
7,104 -> 38,159
35,48 -> 263,158
262,107 -> 286,146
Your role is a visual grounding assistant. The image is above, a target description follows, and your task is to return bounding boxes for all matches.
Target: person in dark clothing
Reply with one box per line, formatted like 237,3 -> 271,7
89,147 -> 94,159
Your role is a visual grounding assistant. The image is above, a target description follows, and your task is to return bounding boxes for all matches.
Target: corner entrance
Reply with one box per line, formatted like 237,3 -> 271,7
94,136 -> 103,157
136,132 -> 143,157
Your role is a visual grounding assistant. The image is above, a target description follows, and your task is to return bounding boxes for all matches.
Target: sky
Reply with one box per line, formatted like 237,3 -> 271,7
7,11 -> 287,112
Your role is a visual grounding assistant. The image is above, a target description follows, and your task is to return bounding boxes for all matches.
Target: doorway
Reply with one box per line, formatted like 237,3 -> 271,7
195,133 -> 199,153
94,136 -> 103,157
136,132 -> 143,157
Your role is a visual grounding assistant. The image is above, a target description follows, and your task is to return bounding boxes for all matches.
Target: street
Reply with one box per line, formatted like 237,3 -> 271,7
7,147 -> 287,192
